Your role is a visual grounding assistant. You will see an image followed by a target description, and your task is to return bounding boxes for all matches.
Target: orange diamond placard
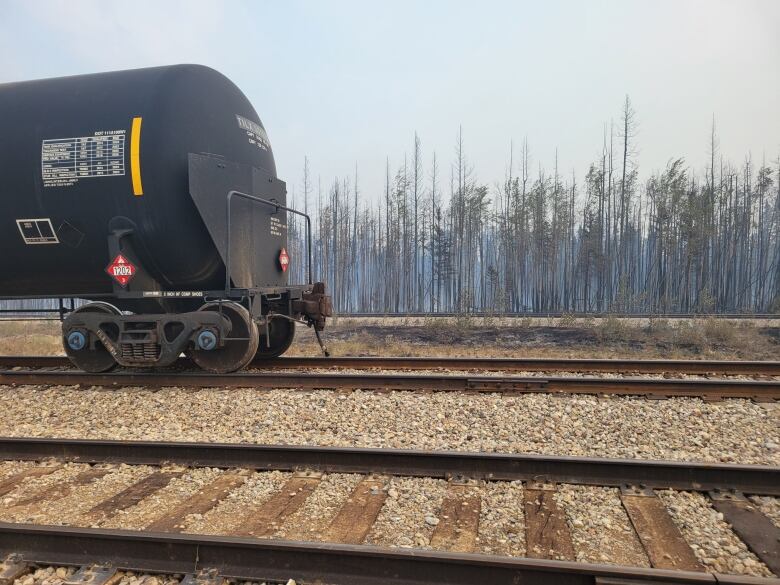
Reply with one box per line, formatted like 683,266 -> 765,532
278,248 -> 289,272
106,253 -> 136,287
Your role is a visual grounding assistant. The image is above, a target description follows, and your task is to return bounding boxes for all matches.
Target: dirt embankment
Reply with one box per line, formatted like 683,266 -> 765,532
291,317 -> 780,360
0,316 -> 777,360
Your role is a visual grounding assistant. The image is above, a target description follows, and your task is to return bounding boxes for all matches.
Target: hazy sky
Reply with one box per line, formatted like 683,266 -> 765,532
1,0 -> 778,203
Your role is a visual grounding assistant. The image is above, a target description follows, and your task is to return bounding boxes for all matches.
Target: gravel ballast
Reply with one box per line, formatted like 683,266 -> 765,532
0,377 -> 777,578
657,489 -> 772,576
0,464 -> 776,577
365,476 -> 447,548
750,495 -> 780,529
279,472 -> 362,541
557,485 -> 650,567
12,567 -> 290,585
0,460 -> 36,480
0,464 -> 155,525
0,386 -> 777,465
477,480 -> 526,556
187,470 -> 289,535
99,466 -> 221,530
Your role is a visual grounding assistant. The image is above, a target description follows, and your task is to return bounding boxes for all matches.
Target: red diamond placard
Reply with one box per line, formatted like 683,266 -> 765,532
278,248 -> 289,272
106,253 -> 136,287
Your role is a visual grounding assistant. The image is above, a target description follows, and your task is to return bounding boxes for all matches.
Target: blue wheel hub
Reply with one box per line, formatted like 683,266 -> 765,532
197,330 -> 218,351
67,331 -> 86,351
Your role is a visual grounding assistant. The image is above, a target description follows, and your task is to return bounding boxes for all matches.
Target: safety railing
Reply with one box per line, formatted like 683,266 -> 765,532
225,189 -> 313,294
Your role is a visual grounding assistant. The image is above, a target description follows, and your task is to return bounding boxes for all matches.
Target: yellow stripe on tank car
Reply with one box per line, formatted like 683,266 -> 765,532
130,116 -> 144,196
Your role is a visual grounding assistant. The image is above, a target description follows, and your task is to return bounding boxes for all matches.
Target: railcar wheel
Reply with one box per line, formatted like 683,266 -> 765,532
255,318 -> 295,359
63,302 -> 121,373
189,302 -> 259,373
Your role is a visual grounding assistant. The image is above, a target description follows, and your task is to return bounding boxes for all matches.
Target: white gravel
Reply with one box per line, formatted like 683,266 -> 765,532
112,574 -> 181,585
14,566 -> 77,585
2,461 -> 777,577
365,477 -> 447,548
1,463 -> 84,509
0,460 -> 36,480
557,485 -> 649,567
99,466 -> 220,530
477,480 -> 525,556
0,372 -> 776,576
750,495 -> 780,529
0,464 -> 155,526
657,490 -> 772,576
279,473 -> 362,541
0,386 -> 776,465
186,470 -> 289,535
13,566 -> 291,585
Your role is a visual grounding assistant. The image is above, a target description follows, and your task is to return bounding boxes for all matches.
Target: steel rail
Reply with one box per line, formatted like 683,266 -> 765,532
1,438 -> 778,495
2,523 -> 775,585
2,355 -> 779,375
258,356 -> 780,375
161,355 -> 780,374
0,368 -> 778,399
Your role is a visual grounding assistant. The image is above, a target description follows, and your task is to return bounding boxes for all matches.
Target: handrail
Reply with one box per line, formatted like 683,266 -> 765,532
225,189 -> 313,293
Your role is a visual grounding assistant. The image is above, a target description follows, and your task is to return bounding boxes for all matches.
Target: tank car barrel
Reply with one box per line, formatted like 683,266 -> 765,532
1,65 -> 332,372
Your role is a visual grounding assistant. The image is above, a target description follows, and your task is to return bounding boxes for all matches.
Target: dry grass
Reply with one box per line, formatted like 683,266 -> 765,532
1,316 -> 777,361
587,316 -> 776,359
290,316 -> 779,360
0,320 -> 62,356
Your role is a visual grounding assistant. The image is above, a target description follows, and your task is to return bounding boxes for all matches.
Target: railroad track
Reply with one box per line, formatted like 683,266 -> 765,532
0,438 -> 777,584
3,355 -> 780,375
0,368 -> 779,400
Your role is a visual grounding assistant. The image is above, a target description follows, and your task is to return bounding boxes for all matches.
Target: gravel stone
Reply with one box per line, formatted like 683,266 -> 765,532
0,362 -> 775,575
477,480 -> 525,556
0,387 -> 776,465
278,473 -> 363,541
0,460 -> 37,481
557,485 -> 649,566
99,466 -> 221,530
113,575 -> 179,585
185,470 -> 289,535
0,464 -> 154,526
657,489 -> 772,576
0,463 -> 89,509
749,495 -> 780,529
13,567 -> 293,585
365,477 -> 447,548
2,460 -> 776,577
13,566 -> 76,585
